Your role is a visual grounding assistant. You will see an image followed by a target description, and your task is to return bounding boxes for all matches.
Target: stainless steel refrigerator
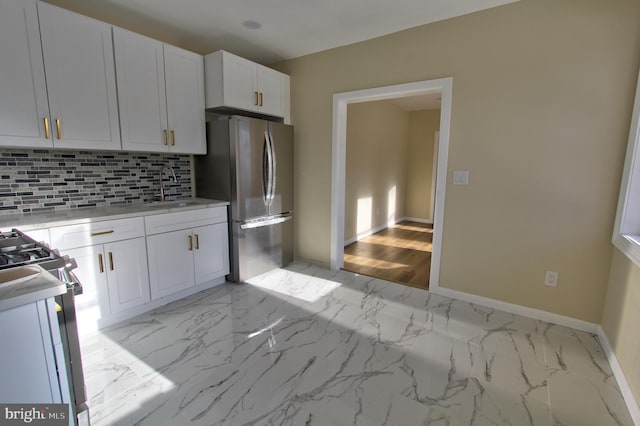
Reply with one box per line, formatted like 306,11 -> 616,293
195,115 -> 293,282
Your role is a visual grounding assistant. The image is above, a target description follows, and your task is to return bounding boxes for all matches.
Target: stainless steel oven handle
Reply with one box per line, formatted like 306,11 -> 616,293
56,267 -> 83,295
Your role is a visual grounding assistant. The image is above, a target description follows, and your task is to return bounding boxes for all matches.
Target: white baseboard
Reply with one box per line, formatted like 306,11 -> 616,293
402,216 -> 433,224
430,286 -> 600,333
432,288 -> 640,423
596,326 -> 640,425
344,220 -> 400,246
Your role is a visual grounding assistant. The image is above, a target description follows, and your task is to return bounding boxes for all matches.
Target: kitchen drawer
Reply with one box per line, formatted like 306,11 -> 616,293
145,206 -> 227,235
49,217 -> 145,250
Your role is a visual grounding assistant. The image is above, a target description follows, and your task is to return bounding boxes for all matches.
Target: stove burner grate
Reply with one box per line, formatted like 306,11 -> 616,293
0,230 -> 59,269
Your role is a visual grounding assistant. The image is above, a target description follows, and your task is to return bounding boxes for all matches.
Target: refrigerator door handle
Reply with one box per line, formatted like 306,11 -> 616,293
264,130 -> 275,206
268,130 -> 277,205
262,132 -> 272,206
240,213 -> 293,230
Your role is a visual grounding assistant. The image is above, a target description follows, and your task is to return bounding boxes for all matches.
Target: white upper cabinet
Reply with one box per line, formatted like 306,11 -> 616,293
0,0 -> 51,148
114,28 -> 205,154
113,28 -> 167,152
164,44 -> 206,154
1,2 -> 208,153
38,2 -> 121,151
205,50 -> 290,120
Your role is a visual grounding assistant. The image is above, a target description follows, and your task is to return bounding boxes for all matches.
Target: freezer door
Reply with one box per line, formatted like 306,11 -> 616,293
267,122 -> 294,216
231,116 -> 270,221
229,215 -> 293,282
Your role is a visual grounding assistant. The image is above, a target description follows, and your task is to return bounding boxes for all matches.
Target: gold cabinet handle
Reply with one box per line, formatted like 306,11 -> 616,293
91,230 -> 114,237
43,118 -> 50,139
163,129 -> 169,145
194,234 -> 199,250
171,130 -> 175,146
98,253 -> 104,273
108,252 -> 114,271
188,235 -> 193,251
255,91 -> 259,106
55,118 -> 61,139
259,92 -> 263,107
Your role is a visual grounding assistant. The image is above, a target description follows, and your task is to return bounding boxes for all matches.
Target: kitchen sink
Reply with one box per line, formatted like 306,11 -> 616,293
144,200 -> 198,208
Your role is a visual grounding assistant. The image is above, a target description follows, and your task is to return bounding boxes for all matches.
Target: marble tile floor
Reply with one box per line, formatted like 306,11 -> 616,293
80,261 -> 635,425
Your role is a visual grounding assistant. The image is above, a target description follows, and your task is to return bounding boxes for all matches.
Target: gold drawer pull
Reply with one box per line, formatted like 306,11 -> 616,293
108,252 -> 114,271
43,118 -> 50,139
258,92 -> 263,107
164,129 -> 169,145
255,91 -> 259,106
98,253 -> 104,273
171,130 -> 175,146
194,234 -> 199,250
188,235 -> 193,251
91,230 -> 114,237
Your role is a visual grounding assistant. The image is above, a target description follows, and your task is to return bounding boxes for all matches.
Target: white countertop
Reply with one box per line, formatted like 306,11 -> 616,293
0,198 -> 229,231
0,265 -> 67,311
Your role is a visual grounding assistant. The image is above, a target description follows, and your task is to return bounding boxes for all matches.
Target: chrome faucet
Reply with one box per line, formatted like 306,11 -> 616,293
158,165 -> 177,201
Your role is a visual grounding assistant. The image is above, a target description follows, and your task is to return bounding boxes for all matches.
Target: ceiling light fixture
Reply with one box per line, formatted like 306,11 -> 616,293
242,20 -> 262,30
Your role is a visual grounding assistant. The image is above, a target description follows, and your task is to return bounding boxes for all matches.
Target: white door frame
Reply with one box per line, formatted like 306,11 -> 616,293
429,131 -> 440,223
330,78 -> 452,290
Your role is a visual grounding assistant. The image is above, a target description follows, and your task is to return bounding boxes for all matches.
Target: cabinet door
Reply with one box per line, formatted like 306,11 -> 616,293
38,2 -> 121,151
193,223 -> 229,285
257,65 -> 284,118
221,52 -> 258,113
147,229 -> 195,300
0,302 -> 58,403
114,27 -> 168,152
0,0 -> 52,148
164,44 -> 206,154
64,245 -> 111,336
104,238 -> 150,314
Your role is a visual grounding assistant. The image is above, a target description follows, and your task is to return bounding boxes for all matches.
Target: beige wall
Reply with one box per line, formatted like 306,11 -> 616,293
406,110 -> 440,221
275,0 -> 640,322
344,101 -> 409,242
602,249 -> 640,402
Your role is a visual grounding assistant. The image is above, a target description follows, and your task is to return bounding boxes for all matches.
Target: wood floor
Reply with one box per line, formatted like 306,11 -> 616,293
343,221 -> 432,290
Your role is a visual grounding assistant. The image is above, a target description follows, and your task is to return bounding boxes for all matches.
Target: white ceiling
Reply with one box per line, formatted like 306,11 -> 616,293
50,0 -> 519,65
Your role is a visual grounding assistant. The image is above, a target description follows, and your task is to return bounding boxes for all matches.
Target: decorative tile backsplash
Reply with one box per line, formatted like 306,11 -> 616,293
0,149 -> 192,215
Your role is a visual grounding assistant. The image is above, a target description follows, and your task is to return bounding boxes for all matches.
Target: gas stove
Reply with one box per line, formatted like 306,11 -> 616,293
0,229 -> 79,295
0,229 -> 67,271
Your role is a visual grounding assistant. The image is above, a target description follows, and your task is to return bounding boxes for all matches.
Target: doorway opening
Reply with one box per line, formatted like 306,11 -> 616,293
330,78 -> 452,292
340,96 -> 440,289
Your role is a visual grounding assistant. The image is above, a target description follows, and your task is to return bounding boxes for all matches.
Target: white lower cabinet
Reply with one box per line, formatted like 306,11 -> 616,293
146,207 -> 229,300
65,244 -> 111,336
147,229 -> 195,299
193,223 -> 229,284
65,237 -> 150,335
50,217 -> 150,335
0,299 -> 67,404
40,206 -> 229,332
104,238 -> 151,314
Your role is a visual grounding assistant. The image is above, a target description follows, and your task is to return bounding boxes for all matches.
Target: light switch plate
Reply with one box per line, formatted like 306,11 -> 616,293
453,170 -> 469,185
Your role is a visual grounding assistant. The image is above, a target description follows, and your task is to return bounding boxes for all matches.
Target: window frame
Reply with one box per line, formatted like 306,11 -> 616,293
613,67 -> 640,267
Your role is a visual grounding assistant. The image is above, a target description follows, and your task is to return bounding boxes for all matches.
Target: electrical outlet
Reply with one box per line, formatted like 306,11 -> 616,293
545,271 -> 558,287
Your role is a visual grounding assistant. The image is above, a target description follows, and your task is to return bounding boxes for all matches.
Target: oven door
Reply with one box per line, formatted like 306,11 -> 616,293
54,270 -> 88,425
